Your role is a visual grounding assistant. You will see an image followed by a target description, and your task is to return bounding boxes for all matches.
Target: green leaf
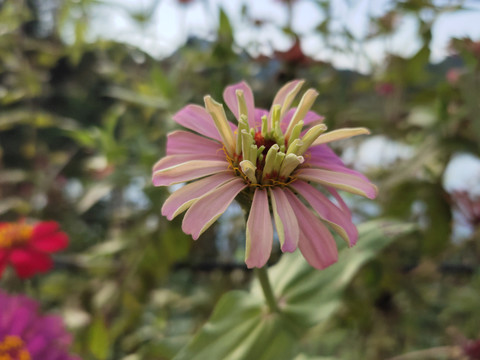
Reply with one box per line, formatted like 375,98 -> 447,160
174,220 -> 415,360
254,220 -> 416,328
88,316 -> 110,360
218,8 -> 233,44
174,291 -> 299,360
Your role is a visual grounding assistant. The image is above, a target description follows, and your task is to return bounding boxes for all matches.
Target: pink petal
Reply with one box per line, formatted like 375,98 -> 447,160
31,232 -> 69,253
223,81 -> 256,128
162,171 -> 235,220
326,187 -> 351,219
290,181 -> 358,246
297,168 -> 378,199
270,79 -> 303,113
281,109 -> 324,132
269,188 -> 299,252
306,144 -> 344,165
173,104 -> 224,142
305,144 -> 370,181
0,250 -> 8,277
166,130 -> 223,157
284,189 -> 338,269
152,160 -> 228,186
32,221 -> 59,237
182,178 -> 247,239
10,248 -> 53,278
245,189 -> 273,268
152,154 -> 225,173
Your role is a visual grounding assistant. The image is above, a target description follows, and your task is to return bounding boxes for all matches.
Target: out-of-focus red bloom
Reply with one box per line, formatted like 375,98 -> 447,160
0,221 -> 68,279
274,37 -> 313,65
375,82 -> 395,96
446,68 -> 462,85
464,338 -> 480,359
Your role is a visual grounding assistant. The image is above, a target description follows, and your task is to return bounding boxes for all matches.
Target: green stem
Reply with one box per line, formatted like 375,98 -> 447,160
255,267 -> 279,313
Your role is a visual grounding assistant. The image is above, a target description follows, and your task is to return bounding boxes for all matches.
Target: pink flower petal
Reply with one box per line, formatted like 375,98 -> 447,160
297,168 -> 378,199
306,144 -> 343,165
270,79 -> 303,115
166,130 -> 223,157
326,187 -> 351,219
223,81 -> 256,128
32,221 -> 59,238
269,188 -> 299,252
152,154 -> 225,173
291,181 -> 358,246
0,251 -> 8,277
245,189 -> 273,268
182,178 -> 247,239
152,160 -> 228,186
31,232 -> 69,253
284,189 -> 338,269
162,171 -> 235,220
173,104 -> 224,142
305,144 -> 370,181
10,248 -> 53,278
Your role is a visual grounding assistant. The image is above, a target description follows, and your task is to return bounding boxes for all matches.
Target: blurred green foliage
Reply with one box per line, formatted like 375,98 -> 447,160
0,0 -> 479,359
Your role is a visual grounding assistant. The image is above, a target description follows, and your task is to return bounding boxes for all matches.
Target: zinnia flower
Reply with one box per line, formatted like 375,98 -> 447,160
152,80 -> 377,269
0,291 -> 80,360
0,221 -> 69,279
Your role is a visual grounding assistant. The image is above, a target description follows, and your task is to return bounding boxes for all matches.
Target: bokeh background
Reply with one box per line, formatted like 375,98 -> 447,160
1,0 -> 480,359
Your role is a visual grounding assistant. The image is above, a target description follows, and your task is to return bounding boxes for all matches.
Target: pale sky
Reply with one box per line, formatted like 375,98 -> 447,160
88,0 -> 480,73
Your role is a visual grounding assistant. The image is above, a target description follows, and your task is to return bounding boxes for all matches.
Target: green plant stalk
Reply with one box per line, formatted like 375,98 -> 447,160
255,267 -> 279,313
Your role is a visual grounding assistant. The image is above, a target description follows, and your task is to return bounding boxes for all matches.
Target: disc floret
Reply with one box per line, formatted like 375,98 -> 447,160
222,89 -> 327,188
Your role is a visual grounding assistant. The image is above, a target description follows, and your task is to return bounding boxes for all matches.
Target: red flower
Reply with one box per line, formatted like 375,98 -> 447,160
0,221 -> 68,279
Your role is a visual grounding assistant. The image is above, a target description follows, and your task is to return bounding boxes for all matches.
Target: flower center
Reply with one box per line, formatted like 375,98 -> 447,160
0,335 -> 31,360
205,86 -> 327,188
0,224 -> 33,249
253,132 -> 284,171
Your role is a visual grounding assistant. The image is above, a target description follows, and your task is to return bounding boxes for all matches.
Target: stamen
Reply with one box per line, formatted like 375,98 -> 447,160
273,123 -> 285,147
241,130 -> 254,163
261,115 -> 268,138
240,160 -> 258,184
280,80 -> 305,120
236,115 -> 249,157
273,152 -> 286,176
256,145 -> 265,158
287,120 -> 304,148
286,139 -> 303,155
279,154 -> 304,179
297,124 -> 327,155
204,95 -> 236,157
249,144 -> 258,164
262,144 -> 279,183
236,89 -> 248,121
284,89 -> 319,139
271,104 -> 281,131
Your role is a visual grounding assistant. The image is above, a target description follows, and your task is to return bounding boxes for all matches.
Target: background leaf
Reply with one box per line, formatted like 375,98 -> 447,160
175,220 -> 415,360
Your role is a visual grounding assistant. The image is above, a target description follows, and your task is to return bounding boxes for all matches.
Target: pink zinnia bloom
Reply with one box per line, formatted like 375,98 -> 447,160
0,221 -> 69,279
152,80 -> 377,269
0,291 -> 80,360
